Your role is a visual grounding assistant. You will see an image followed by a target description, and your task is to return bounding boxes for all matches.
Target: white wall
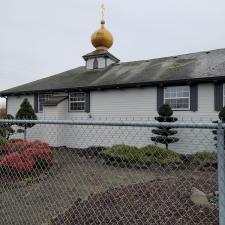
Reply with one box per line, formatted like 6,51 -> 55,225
6,83 -> 219,154
169,83 -> 217,153
65,84 -> 218,153
86,57 -> 116,69
86,58 -> 95,69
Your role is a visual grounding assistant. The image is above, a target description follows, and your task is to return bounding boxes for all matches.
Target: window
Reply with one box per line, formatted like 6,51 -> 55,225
69,92 -> 86,111
38,93 -> 53,112
93,58 -> 98,69
164,86 -> 190,110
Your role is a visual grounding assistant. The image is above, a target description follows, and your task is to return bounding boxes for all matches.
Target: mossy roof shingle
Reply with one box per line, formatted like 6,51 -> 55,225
1,48 -> 225,96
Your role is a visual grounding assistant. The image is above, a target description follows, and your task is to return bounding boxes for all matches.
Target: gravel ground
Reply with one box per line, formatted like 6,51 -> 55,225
0,149 -> 158,225
51,175 -> 218,225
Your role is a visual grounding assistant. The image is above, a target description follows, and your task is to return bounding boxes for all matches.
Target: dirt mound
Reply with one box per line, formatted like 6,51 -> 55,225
52,175 -> 218,225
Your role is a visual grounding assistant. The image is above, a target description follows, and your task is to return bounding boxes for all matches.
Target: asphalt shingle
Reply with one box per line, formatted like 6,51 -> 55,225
1,48 -> 225,96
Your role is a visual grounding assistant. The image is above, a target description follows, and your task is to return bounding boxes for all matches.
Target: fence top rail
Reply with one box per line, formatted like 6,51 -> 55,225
0,119 -> 223,129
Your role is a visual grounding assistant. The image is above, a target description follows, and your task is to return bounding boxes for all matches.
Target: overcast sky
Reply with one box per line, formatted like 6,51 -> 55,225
0,0 -> 225,105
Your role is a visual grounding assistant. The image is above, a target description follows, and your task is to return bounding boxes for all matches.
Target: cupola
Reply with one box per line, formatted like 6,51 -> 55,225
91,19 -> 113,51
83,5 -> 120,70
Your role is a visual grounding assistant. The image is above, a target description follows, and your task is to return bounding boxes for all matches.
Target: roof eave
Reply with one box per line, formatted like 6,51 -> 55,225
82,51 -> 120,63
1,76 -> 225,97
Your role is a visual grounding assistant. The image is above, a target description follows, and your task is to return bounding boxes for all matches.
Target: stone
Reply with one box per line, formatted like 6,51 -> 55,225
215,191 -> 219,197
207,193 -> 214,198
191,187 -> 210,207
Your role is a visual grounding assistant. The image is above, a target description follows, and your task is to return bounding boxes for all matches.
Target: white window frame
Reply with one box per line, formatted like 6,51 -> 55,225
164,85 -> 190,110
38,93 -> 53,112
69,92 -> 86,112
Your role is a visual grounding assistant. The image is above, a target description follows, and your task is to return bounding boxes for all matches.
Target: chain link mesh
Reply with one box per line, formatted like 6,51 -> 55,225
0,119 -> 222,225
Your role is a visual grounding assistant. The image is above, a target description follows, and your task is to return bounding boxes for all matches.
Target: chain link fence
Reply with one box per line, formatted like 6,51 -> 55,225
0,119 -> 224,225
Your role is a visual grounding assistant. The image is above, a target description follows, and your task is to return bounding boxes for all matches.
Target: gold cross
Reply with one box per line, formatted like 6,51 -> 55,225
101,3 -> 105,20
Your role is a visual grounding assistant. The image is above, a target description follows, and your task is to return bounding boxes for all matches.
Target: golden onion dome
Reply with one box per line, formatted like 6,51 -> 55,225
91,20 -> 113,51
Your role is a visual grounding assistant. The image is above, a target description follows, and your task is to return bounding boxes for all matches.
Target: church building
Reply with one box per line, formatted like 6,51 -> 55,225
1,17 -> 225,153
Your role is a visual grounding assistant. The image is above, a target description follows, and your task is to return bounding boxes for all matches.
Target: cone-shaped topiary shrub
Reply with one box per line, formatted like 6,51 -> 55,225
151,104 -> 179,149
16,98 -> 37,140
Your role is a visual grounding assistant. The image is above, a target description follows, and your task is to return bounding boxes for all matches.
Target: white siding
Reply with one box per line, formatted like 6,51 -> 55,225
169,83 -> 217,153
86,57 -> 116,69
86,58 -> 95,69
91,88 -> 157,118
86,57 -> 105,69
7,83 -> 219,154
173,83 -> 216,120
97,57 -> 106,69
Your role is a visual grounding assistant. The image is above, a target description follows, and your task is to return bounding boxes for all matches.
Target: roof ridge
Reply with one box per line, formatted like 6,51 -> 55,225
118,48 -> 225,65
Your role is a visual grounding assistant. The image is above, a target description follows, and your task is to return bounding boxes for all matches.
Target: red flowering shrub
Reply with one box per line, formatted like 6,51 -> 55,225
0,140 -> 53,175
0,140 -> 31,154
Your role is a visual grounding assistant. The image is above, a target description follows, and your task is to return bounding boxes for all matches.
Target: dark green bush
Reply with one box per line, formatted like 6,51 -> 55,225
17,129 -> 25,134
0,114 -> 15,140
0,136 -> 7,156
158,103 -> 173,117
219,106 -> 225,122
187,151 -> 217,164
0,136 -> 7,147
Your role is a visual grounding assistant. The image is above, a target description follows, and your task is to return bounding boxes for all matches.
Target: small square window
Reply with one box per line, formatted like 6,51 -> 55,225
38,93 -> 53,112
69,92 -> 86,111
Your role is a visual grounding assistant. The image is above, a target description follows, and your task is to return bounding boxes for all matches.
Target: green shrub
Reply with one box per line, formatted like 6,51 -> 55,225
141,145 -> 181,165
158,103 -> 173,117
99,144 -> 181,166
187,151 -> 217,164
0,114 -> 15,140
219,106 -> 225,122
100,144 -> 139,159
0,136 -> 7,147
99,145 -> 217,170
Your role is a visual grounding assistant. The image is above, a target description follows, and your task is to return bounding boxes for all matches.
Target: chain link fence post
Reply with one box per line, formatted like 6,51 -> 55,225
217,120 -> 225,225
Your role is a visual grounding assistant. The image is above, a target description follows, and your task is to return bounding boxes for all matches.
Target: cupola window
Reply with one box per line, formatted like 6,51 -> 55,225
93,58 -> 98,69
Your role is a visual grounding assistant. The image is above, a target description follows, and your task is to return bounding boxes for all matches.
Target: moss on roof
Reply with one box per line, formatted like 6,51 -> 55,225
1,48 -> 225,96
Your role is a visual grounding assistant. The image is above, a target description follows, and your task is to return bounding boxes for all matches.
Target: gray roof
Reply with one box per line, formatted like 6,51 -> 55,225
82,50 -> 120,62
1,48 -> 225,96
